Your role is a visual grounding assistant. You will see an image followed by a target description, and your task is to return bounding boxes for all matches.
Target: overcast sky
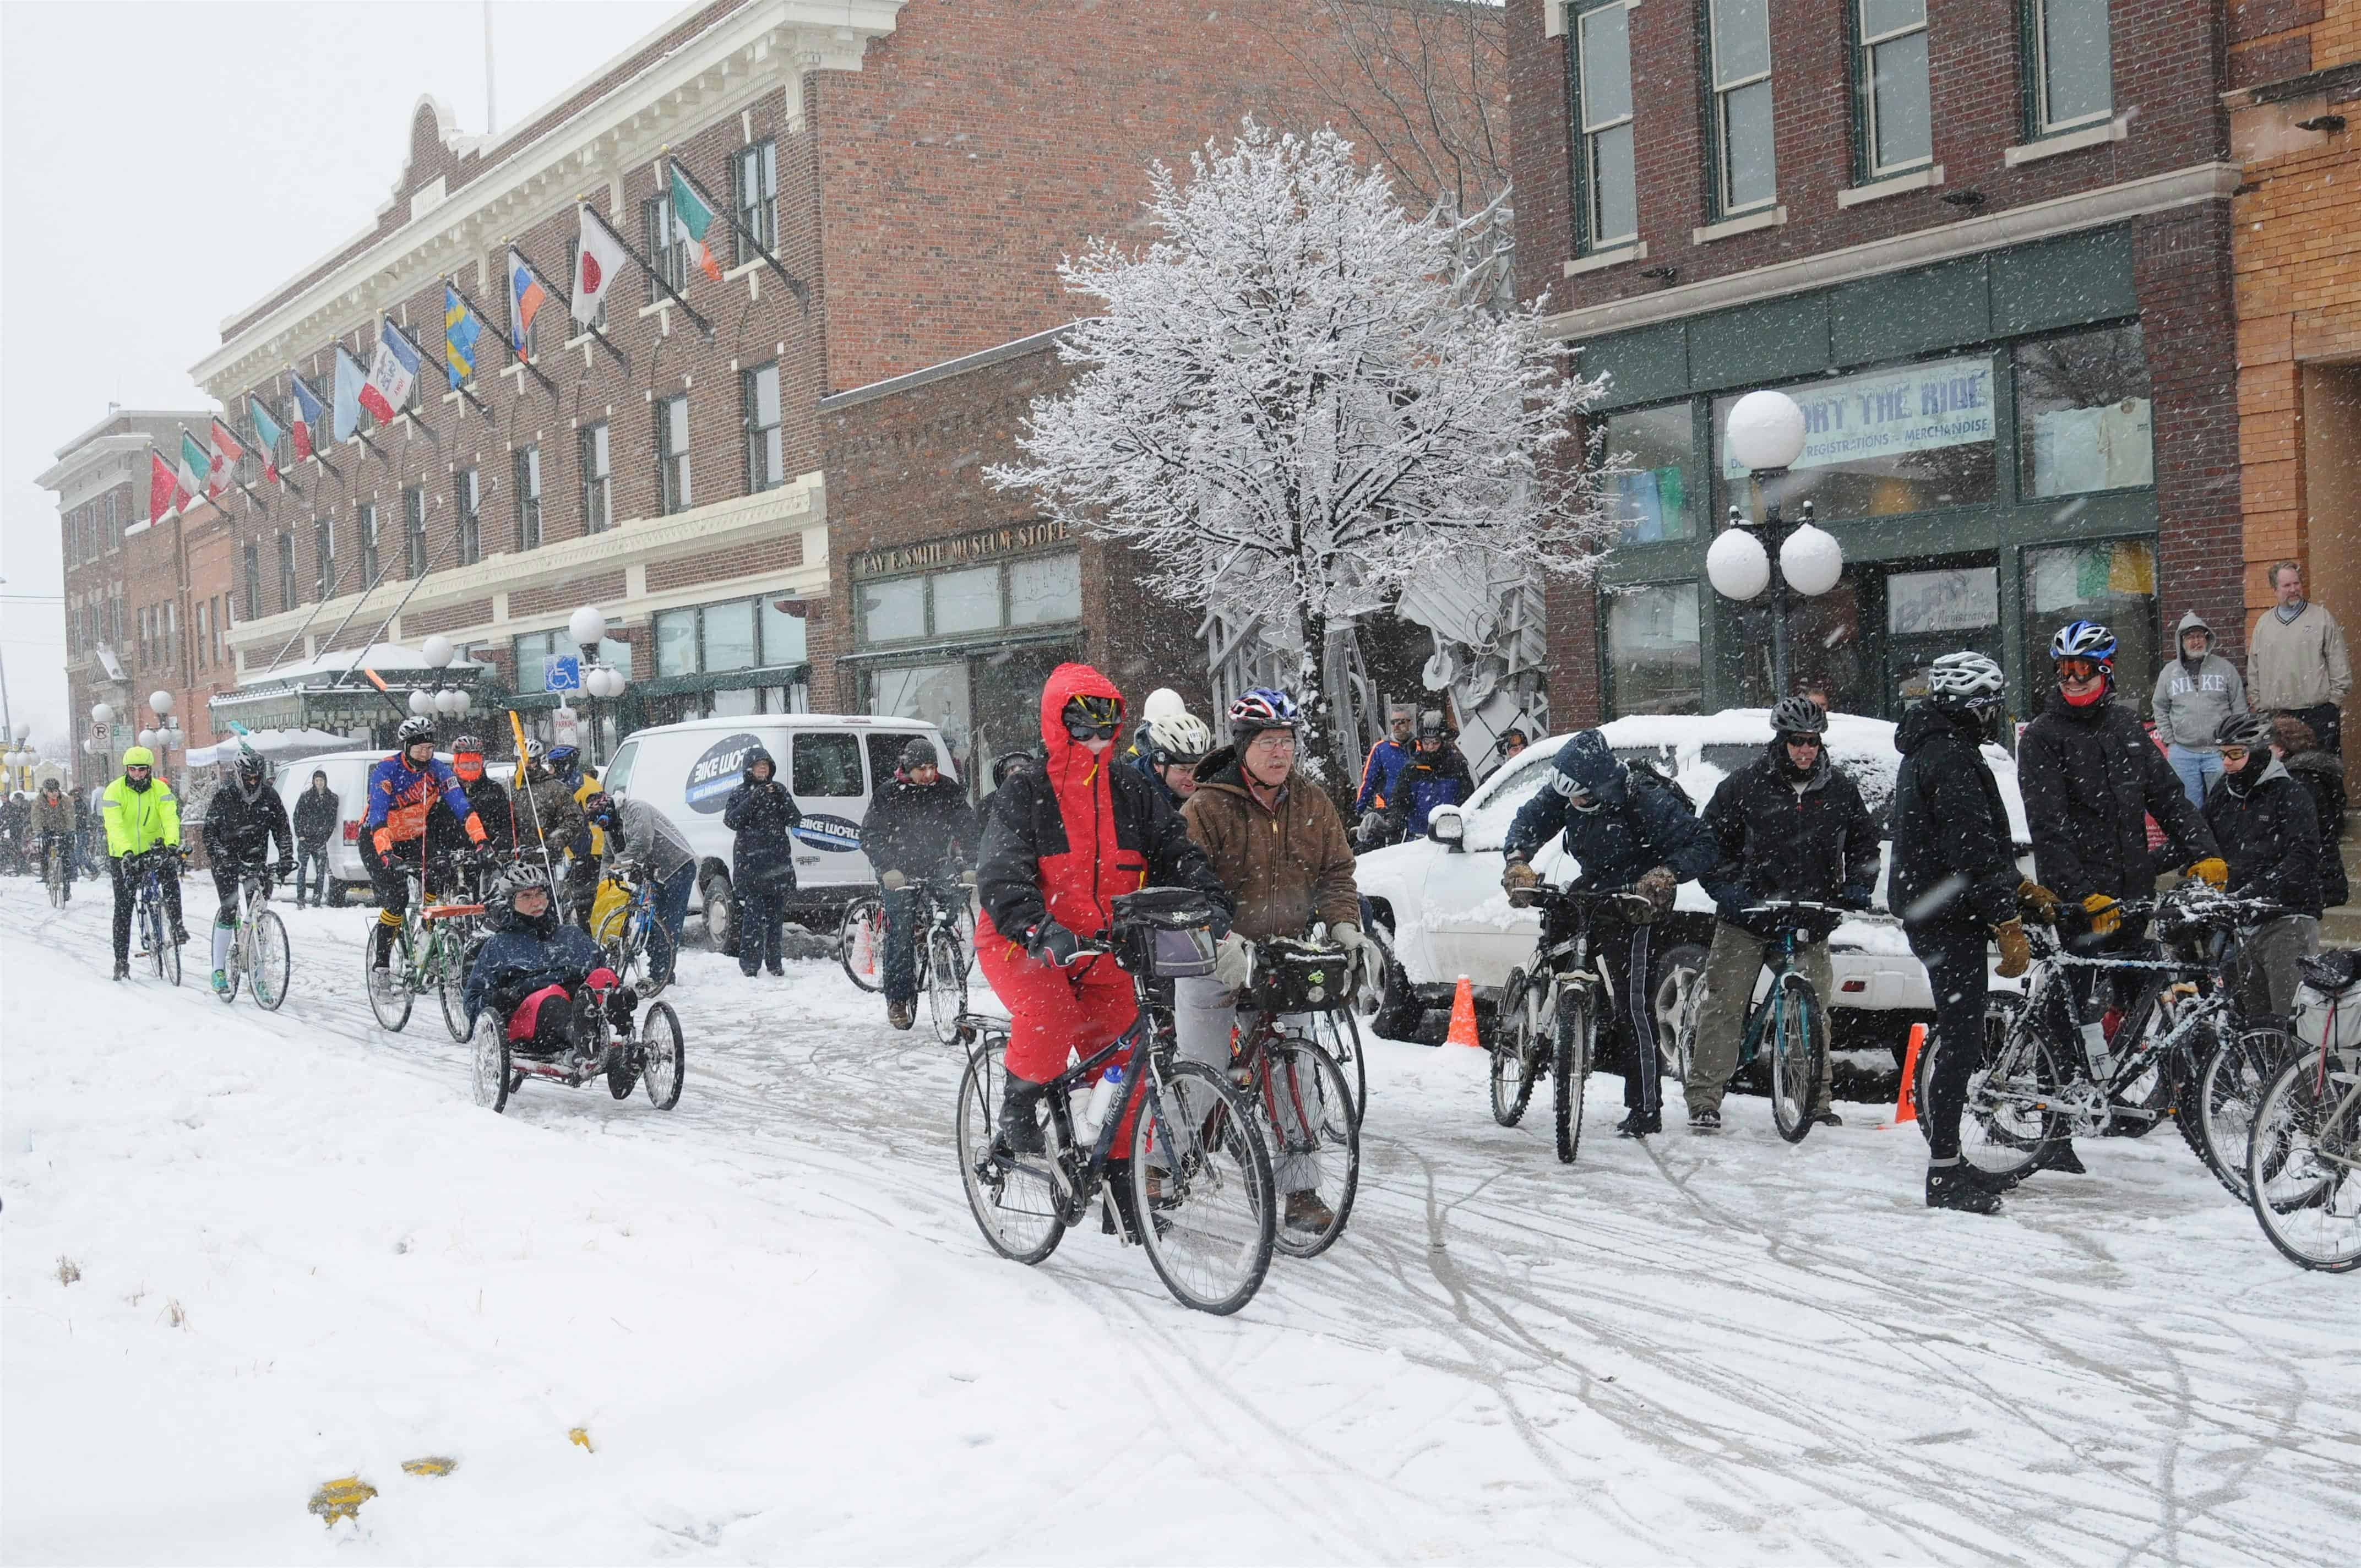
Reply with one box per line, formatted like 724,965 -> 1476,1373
0,0 -> 683,752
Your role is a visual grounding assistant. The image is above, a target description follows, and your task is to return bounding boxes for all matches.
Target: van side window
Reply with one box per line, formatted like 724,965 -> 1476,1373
867,733 -> 929,790
793,732 -> 863,798
602,741 -> 639,796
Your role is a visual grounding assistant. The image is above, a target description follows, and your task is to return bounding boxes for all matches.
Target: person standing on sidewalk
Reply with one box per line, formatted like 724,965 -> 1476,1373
723,744 -> 801,978
2151,609 -> 2247,808
291,770 -> 340,908
2248,560 -> 2351,756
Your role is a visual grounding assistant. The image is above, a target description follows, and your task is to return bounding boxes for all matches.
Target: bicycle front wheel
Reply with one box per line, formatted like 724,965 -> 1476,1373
840,896 -> 886,993
1260,1038 -> 1359,1259
1134,1060 -> 1276,1314
955,1043 -> 1065,1265
2194,1026 -> 2292,1202
925,928 -> 967,1044
1312,1005 -> 1368,1120
438,933 -> 475,1042
639,1001 -> 686,1109
2247,1049 -> 2361,1272
1553,988 -> 1592,1164
250,910 -> 291,1012
364,925 -> 414,1032
151,900 -> 181,987
1769,975 -> 1824,1144
1490,969 -> 1541,1128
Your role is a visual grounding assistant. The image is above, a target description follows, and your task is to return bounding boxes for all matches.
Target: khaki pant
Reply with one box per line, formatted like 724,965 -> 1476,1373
1687,917 -> 1834,1116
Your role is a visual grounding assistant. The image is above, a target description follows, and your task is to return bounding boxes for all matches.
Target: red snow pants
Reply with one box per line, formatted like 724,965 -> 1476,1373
976,926 -> 1144,1146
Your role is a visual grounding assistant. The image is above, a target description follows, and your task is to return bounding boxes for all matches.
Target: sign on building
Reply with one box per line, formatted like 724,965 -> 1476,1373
1720,354 -> 1996,479
543,654 -> 581,693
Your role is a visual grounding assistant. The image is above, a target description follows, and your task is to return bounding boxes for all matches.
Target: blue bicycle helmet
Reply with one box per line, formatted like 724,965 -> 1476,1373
1227,687 -> 1301,742
2047,620 -> 2118,665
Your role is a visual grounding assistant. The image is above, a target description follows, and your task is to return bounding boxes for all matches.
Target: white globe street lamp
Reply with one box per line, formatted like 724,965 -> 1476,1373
410,689 -> 434,716
1711,388 -> 1842,700
91,702 -> 114,727
569,605 -> 624,764
420,634 -> 455,669
138,728 -> 159,750
568,606 -> 608,648
1705,527 -> 1771,602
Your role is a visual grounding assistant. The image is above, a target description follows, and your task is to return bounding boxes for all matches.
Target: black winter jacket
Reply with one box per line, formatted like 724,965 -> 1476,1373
2203,758 -> 2325,918
2017,689 -> 2216,903
292,784 -> 340,847
1700,741 -> 1881,913
1503,732 -> 1717,891
203,778 -> 295,867
722,745 -> 802,899
2284,749 -> 2348,907
861,772 -> 979,883
429,774 -> 514,864
1890,703 -> 2020,934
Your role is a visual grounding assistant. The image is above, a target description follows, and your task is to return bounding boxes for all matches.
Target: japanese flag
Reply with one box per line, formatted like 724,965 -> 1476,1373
572,205 -> 629,326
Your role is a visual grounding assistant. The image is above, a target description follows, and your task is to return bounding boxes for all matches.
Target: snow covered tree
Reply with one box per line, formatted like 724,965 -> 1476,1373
989,121 -> 1616,790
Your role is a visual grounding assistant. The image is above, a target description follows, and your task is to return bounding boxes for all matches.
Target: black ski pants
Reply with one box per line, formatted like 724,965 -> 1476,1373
1909,927 -> 1990,1163
110,854 -> 183,963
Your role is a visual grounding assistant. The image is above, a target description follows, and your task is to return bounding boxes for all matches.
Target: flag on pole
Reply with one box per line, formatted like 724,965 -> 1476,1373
247,396 -> 286,482
207,418 -> 246,495
148,449 -> 182,524
358,318 -> 420,421
333,345 -> 369,440
572,204 -> 629,325
666,164 -> 725,282
508,247 -> 548,350
444,284 -> 483,388
177,430 -> 211,502
289,373 -> 323,459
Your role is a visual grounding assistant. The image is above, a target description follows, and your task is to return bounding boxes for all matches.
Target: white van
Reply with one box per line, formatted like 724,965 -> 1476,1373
599,715 -> 955,951
269,748 -> 385,906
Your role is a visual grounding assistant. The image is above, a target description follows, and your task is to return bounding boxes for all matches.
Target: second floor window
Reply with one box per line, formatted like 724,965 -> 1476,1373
2028,0 -> 2110,135
744,362 -> 784,492
278,533 -> 296,612
1708,0 -> 1776,215
580,422 -> 612,533
358,502 -> 379,582
314,516 -> 334,598
404,486 -> 428,578
734,139 -> 778,257
644,194 -> 688,301
515,446 -> 542,551
457,467 -> 481,565
1571,0 -> 1638,251
1857,0 -> 1932,177
657,395 -> 692,515
244,543 -> 262,621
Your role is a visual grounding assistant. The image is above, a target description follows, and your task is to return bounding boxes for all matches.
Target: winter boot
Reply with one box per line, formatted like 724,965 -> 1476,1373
112,959 -> 129,981
1688,1107 -> 1722,1135
371,916 -> 398,969
1616,1109 -> 1661,1139
996,1077 -> 1046,1156
887,999 -> 915,1031
1285,1189 -> 1337,1234
1814,1107 -> 1845,1128
1927,1159 -> 2003,1214
2034,1140 -> 2087,1176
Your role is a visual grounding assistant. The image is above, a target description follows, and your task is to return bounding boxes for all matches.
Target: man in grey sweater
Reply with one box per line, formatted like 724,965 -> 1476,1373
2249,560 -> 2351,756
2152,608 -> 2248,807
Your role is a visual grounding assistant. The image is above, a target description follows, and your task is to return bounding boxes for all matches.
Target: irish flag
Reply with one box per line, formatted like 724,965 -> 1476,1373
667,164 -> 724,282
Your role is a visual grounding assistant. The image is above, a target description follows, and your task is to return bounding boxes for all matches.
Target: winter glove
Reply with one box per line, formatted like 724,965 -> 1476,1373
1213,932 -> 1255,992
2186,857 -> 2228,890
959,870 -> 977,886
2016,879 -> 2063,924
1992,918 -> 2031,979
1502,857 -> 1541,906
276,859 -> 296,880
2080,893 -> 2123,938
373,826 -> 394,856
1027,920 -> 1081,967
1617,892 -> 1662,927
879,869 -> 908,891
1329,921 -> 1367,957
1634,864 -> 1679,916
1355,810 -> 1388,845
1837,883 -> 1875,912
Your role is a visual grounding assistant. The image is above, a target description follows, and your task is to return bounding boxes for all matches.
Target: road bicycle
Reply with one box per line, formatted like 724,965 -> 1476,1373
2245,951 -> 2361,1273
126,846 -> 182,987
1227,939 -> 1362,1257
42,836 -> 73,910
593,858 -> 677,1001
953,887 -> 1276,1315
1489,886 -> 1651,1164
365,868 -> 486,1040
214,863 -> 291,1011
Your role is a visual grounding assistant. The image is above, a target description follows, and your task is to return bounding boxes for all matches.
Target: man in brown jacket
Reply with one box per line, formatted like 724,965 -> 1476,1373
1179,691 -> 1364,1233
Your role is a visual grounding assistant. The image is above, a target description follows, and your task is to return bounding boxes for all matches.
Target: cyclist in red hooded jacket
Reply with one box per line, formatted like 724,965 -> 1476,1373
974,663 -> 1233,1155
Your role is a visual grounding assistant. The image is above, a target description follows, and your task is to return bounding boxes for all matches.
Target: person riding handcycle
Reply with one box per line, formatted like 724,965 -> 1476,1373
365,717 -> 491,995
1502,730 -> 1716,1138
101,745 -> 187,980
861,737 -> 979,1030
202,748 -> 296,996
974,664 -> 1234,1210
1688,696 -> 1881,1133
462,863 -> 634,1066
1178,687 -> 1366,1235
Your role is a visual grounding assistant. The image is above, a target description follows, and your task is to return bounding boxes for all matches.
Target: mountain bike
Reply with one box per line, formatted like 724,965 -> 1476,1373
2245,951 -> 2361,1272
593,859 -> 677,1001
953,887 -> 1276,1315
1490,886 -> 1649,1164
842,874 -> 977,1006
1229,941 -> 1361,1257
214,863 -> 290,1011
1720,899 -> 1845,1142
364,868 -> 486,1039
42,835 -> 72,910
127,847 -> 182,987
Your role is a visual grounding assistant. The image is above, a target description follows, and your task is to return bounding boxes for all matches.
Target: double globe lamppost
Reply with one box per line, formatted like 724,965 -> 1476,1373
1704,389 -> 1846,700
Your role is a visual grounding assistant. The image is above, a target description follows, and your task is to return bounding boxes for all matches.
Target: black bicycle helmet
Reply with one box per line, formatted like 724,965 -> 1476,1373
2213,711 -> 2275,752
991,750 -> 1038,790
1769,694 -> 1827,737
233,747 -> 266,783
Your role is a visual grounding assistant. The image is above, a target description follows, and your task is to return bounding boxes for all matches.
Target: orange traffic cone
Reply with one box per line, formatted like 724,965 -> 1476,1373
1446,975 -> 1482,1049
1887,1022 -> 1926,1127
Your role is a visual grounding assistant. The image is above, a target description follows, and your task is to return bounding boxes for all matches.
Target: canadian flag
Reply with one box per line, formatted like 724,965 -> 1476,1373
572,204 -> 629,326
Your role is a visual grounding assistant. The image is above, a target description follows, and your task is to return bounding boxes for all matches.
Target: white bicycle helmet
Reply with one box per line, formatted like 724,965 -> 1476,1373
1145,711 -> 1214,765
1924,650 -> 2005,709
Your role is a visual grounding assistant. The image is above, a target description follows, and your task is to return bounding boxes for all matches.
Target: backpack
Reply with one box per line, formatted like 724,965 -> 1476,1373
1622,755 -> 1696,815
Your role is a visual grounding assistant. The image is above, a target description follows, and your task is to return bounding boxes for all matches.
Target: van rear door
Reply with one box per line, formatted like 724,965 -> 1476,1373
787,728 -> 868,887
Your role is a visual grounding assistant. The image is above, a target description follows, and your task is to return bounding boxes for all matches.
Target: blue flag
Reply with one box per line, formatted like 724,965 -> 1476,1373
333,344 -> 368,441
444,284 -> 483,388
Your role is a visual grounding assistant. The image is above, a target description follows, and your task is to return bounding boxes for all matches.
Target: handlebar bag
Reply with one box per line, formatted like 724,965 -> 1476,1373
1248,939 -> 1351,1013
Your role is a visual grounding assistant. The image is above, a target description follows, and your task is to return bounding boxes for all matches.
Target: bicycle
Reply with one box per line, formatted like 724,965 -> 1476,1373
1489,886 -> 1651,1164
953,886 -> 1277,1315
1711,899 -> 1845,1143
1229,937 -> 1363,1257
2244,951 -> 2361,1272
593,859 -> 677,1001
126,847 -> 182,987
214,862 -> 291,1011
363,867 -> 486,1039
42,836 -> 72,910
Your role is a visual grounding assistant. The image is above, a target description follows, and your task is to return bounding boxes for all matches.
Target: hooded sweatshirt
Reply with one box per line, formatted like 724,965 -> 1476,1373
2151,609 -> 2248,749
203,772 -> 295,867
975,662 -> 1232,948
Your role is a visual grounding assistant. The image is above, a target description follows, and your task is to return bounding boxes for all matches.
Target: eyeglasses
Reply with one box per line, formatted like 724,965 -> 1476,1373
1250,730 -> 1299,748
2055,658 -> 2108,682
125,764 -> 151,772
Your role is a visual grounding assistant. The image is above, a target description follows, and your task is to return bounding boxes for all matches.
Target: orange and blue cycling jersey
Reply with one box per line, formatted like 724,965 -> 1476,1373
365,753 -> 487,856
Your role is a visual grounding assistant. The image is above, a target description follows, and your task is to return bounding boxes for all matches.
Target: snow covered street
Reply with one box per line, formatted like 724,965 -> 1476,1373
5,889 -> 2357,1565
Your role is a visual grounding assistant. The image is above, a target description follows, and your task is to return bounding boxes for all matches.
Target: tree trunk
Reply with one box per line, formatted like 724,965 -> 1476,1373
1295,601 -> 1362,819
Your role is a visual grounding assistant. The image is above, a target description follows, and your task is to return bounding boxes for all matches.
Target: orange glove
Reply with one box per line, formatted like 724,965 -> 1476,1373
2080,893 -> 2122,937
2186,857 -> 2228,890
465,813 -> 488,846
372,826 -> 393,856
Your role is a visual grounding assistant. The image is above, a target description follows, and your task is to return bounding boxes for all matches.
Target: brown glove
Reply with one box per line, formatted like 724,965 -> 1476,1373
1634,864 -> 1678,914
2016,879 -> 2061,924
1992,917 -> 2031,979
1503,858 -> 1541,908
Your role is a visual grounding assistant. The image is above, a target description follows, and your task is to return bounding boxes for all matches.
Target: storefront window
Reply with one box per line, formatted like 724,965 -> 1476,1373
1605,582 -> 1704,715
1009,552 -> 1082,626
760,595 -> 807,666
1715,353 -> 1999,520
1601,404 -> 1695,543
859,577 -> 926,644
654,608 -> 697,677
871,662 -> 973,767
703,600 -> 757,671
1886,565 -> 1998,635
2024,538 -> 2157,714
2016,325 -> 2152,499
933,565 -> 1003,635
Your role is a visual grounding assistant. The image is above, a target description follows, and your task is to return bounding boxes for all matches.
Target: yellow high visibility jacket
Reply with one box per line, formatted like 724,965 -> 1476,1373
101,774 -> 181,858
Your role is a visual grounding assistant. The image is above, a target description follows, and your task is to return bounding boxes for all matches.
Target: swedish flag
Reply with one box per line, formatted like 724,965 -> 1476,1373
444,284 -> 483,389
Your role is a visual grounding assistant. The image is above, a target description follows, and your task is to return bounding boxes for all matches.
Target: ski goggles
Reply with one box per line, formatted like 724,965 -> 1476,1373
2054,657 -> 2109,682
2218,745 -> 2252,765
1061,695 -> 1123,740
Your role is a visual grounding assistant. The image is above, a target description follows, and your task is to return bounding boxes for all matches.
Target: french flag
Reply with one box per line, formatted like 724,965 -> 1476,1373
289,374 -> 323,461
358,319 -> 421,422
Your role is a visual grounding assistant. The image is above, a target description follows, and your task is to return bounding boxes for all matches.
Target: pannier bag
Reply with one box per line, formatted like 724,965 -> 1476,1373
2292,950 -> 2360,1056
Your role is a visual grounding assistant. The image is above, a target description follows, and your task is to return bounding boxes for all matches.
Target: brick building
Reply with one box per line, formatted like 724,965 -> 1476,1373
39,409 -> 239,793
1510,0 -> 2243,726
190,0 -> 1474,780
2226,0 -> 2359,782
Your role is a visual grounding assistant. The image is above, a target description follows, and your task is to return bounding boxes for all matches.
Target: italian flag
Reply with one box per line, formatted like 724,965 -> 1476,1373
668,165 -> 725,282
177,431 -> 211,503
